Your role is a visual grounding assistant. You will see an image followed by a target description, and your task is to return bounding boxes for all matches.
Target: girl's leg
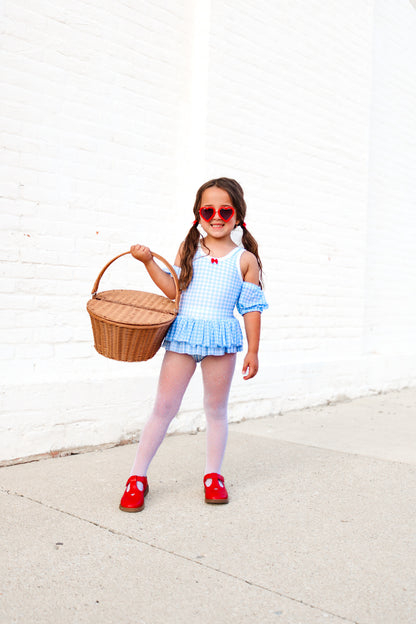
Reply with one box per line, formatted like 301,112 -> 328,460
129,351 -> 196,477
201,353 -> 236,475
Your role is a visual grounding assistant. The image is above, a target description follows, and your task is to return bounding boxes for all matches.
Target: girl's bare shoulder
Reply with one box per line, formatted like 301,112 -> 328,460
240,250 -> 259,284
240,249 -> 258,269
174,241 -> 186,265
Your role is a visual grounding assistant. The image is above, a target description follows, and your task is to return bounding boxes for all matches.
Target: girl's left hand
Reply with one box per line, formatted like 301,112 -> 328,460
242,352 -> 259,380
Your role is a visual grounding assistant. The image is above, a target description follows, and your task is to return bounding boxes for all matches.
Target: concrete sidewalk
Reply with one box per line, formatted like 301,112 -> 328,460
1,388 -> 415,624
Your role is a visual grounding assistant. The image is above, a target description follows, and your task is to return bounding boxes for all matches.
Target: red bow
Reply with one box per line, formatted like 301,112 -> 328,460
211,258 -> 218,264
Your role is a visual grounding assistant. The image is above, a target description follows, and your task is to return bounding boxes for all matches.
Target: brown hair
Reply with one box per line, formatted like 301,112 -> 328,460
179,177 -> 264,290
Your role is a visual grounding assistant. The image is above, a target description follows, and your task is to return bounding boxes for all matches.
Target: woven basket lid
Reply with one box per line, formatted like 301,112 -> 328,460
87,289 -> 176,327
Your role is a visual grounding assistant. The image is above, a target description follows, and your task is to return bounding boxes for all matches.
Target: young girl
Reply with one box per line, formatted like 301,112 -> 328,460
119,177 -> 268,511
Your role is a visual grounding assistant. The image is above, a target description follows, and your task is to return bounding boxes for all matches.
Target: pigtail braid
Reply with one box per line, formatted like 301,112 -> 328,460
241,225 -> 264,289
179,222 -> 200,291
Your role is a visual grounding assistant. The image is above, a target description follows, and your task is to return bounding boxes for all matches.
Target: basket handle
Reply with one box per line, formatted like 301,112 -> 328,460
91,251 -> 181,312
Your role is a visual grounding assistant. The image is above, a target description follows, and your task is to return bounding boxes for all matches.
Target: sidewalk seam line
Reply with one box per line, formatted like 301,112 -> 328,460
2,486 -> 359,624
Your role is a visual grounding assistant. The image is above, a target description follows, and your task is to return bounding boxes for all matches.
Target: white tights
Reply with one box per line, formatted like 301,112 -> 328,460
129,351 -> 236,477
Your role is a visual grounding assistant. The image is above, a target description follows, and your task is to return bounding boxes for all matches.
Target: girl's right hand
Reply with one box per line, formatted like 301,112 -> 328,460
130,244 -> 153,264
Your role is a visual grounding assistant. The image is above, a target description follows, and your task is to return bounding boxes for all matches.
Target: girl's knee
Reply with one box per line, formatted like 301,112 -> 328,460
151,401 -> 179,422
204,403 -> 228,421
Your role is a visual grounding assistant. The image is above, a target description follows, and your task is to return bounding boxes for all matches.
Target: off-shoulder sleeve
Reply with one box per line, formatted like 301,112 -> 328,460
237,282 -> 269,315
162,264 -> 181,277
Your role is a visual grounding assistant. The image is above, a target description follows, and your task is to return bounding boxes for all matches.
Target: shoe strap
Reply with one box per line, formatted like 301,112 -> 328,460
204,473 -> 225,483
126,475 -> 147,486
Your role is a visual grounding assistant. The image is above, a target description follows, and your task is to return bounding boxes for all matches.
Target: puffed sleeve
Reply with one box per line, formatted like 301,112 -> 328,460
162,264 -> 181,277
236,281 -> 269,315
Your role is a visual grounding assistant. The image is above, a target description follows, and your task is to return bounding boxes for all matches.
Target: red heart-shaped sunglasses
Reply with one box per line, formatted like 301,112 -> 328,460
199,206 -> 235,223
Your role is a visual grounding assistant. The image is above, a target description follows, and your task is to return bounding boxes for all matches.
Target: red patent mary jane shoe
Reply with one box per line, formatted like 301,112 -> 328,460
204,473 -> 229,504
119,475 -> 149,512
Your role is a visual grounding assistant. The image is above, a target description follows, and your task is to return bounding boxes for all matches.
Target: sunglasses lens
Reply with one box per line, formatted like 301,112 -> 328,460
200,207 -> 214,221
219,207 -> 234,222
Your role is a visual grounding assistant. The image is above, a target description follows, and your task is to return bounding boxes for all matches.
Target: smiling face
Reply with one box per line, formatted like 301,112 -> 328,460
198,186 -> 238,239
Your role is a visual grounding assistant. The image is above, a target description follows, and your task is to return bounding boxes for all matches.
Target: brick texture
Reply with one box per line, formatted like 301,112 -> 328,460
1,0 -> 416,462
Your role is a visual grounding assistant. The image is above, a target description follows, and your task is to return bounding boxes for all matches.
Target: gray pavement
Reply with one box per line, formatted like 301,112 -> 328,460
1,387 -> 415,624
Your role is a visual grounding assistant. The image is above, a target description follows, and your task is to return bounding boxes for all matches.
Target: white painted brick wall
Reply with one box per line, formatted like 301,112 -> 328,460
206,0 -> 373,368
1,0 -> 416,463
364,0 -> 416,356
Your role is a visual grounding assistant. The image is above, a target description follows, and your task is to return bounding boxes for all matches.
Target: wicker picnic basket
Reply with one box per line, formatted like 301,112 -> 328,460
87,251 -> 180,362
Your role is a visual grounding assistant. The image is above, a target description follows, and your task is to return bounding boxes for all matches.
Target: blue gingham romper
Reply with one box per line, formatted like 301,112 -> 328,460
163,246 -> 268,358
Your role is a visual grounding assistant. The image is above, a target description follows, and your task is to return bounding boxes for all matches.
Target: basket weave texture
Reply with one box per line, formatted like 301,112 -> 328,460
87,251 -> 180,362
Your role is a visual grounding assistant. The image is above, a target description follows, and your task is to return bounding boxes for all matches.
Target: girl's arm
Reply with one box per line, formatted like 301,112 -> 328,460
130,244 -> 178,300
242,311 -> 261,379
241,251 -> 262,380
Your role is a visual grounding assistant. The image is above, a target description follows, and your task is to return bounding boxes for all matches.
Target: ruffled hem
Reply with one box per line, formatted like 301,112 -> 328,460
163,340 -> 242,357
163,315 -> 243,352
